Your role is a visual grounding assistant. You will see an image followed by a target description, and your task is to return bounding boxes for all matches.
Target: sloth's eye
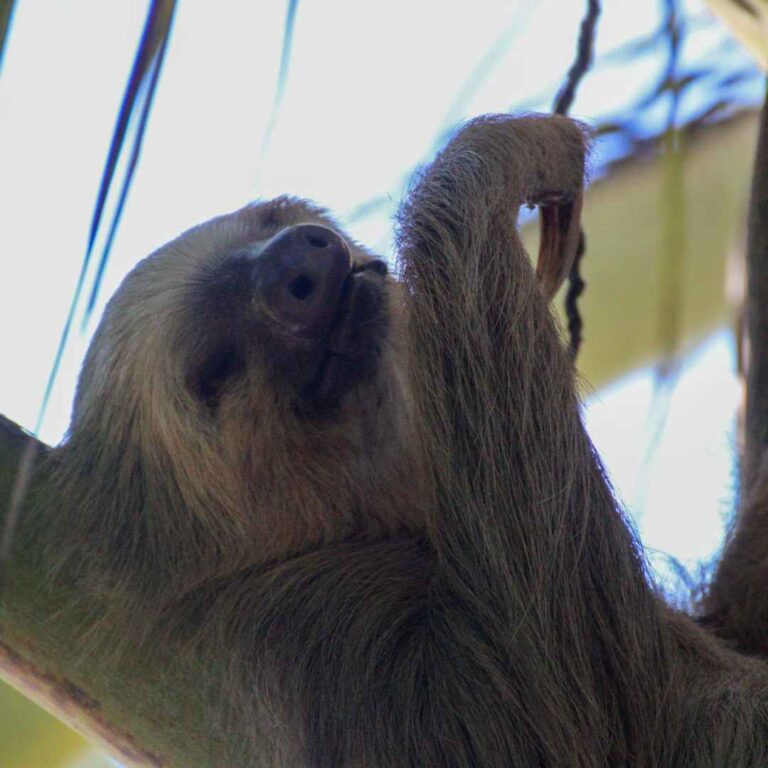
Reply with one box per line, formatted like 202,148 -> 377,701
189,347 -> 245,409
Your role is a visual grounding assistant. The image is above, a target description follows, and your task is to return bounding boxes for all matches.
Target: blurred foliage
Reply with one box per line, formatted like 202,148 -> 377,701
0,678 -> 109,767
548,109 -> 758,387
705,0 -> 768,68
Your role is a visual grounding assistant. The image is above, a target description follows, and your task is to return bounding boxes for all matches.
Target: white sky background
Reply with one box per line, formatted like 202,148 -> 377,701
0,0 -> 760,587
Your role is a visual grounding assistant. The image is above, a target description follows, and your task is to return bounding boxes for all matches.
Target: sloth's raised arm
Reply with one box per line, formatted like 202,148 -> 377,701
397,116 -> 624,590
396,115 -> 670,759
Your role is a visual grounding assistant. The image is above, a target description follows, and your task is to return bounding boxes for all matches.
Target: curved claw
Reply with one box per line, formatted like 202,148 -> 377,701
536,189 -> 584,302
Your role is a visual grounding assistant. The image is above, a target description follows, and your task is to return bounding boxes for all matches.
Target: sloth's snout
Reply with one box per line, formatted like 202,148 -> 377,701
255,224 -> 352,333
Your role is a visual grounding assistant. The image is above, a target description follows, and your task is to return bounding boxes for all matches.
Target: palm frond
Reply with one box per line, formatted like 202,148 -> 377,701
0,0 -> 17,75
35,0 -> 177,434
83,0 -> 177,319
261,0 -> 300,159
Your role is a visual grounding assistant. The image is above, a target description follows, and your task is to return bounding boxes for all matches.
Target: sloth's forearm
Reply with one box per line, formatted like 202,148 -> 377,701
398,117 -> 605,576
396,118 -> 666,697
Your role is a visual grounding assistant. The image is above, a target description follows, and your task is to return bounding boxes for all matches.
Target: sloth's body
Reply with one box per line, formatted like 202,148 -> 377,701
50,116 -> 768,766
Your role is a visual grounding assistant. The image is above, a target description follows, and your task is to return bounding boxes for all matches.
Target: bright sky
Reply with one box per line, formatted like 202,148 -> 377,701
587,330 -> 741,588
0,0 -> 761,586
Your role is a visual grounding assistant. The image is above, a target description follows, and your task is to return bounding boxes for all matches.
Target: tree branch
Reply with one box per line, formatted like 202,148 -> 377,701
0,416 -> 218,767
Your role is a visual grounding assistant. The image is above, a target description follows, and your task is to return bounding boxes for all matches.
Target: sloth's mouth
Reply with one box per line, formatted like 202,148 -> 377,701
307,267 -> 388,409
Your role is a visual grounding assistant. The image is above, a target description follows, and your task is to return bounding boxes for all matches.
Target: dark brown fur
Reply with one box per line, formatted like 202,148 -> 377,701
49,115 -> 768,766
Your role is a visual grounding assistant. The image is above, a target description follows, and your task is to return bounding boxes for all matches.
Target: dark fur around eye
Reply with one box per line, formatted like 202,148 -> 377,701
189,347 -> 245,408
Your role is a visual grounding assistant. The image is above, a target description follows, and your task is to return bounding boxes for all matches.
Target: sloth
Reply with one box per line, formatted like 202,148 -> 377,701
47,115 -> 768,767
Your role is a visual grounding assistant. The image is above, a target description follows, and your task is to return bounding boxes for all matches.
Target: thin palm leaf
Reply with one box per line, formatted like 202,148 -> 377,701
35,0 -> 176,433
0,0 -> 17,74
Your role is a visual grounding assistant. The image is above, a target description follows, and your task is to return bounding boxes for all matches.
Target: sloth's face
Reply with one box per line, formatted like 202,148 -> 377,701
69,197 -> 420,565
183,218 -> 391,416
77,197 -> 403,427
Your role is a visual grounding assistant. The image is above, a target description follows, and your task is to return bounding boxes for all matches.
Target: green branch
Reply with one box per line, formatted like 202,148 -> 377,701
0,416 -> 217,768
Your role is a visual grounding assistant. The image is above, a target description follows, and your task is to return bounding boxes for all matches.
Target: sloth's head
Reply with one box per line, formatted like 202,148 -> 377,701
63,197 -> 422,582
77,197 -> 398,419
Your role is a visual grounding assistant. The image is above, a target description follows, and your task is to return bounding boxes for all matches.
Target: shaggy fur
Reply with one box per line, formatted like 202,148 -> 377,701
49,115 -> 768,766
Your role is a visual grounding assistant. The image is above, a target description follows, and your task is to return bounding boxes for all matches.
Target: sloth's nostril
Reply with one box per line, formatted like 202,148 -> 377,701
306,233 -> 329,248
288,275 -> 315,301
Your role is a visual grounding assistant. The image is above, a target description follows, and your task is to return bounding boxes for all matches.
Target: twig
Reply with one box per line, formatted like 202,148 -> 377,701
565,232 -> 586,357
553,0 -> 600,358
553,0 -> 601,116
